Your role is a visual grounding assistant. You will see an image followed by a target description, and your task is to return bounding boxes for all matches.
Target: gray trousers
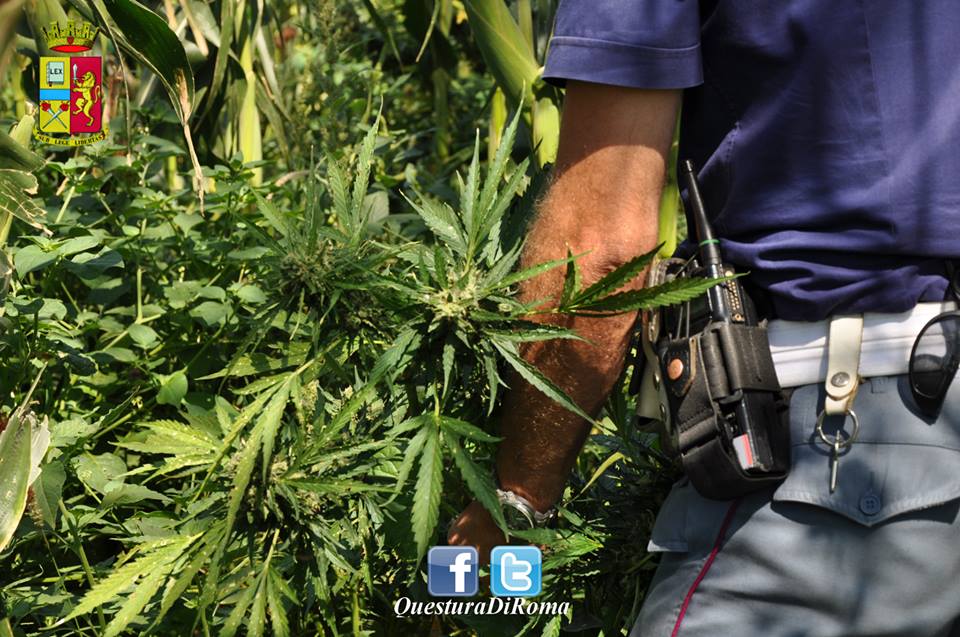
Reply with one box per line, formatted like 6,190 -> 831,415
632,375 -> 960,637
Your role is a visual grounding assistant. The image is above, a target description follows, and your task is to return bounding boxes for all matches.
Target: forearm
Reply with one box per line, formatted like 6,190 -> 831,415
495,272 -> 644,512
495,84 -> 679,512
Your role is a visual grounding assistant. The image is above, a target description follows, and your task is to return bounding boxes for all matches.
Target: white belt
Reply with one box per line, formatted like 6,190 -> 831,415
768,301 -> 956,388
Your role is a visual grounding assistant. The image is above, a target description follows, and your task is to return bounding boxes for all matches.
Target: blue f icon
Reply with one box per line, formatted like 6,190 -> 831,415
427,547 -> 479,596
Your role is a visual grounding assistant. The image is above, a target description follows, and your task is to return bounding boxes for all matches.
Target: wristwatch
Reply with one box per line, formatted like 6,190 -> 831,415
496,488 -> 557,529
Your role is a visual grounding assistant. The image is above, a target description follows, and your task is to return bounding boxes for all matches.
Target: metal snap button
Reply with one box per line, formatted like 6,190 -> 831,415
831,372 -> 850,387
859,493 -> 881,516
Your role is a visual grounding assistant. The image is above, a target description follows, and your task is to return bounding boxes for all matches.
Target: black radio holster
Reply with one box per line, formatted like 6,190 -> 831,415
640,257 -> 791,500
657,323 -> 790,499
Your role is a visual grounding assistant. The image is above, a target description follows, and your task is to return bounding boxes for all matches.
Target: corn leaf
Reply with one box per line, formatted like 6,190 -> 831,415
358,0 -> 401,64
461,0 -> 537,104
93,0 -> 194,122
532,95 -> 560,166
658,114 -> 683,257
22,0 -> 68,55
0,0 -> 24,66
200,0 -> 234,118
0,415 -> 31,551
89,0 -> 202,204
0,172 -> 47,237
238,39 -> 263,185
0,131 -> 43,171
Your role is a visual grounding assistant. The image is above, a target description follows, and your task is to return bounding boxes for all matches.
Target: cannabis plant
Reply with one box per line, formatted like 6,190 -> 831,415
0,101 -> 721,637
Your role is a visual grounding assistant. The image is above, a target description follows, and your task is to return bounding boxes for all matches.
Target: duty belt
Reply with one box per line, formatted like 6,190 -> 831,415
768,301 -> 957,388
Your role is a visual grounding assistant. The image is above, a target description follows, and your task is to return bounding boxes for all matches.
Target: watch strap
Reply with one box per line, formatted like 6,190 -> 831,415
496,488 -> 556,528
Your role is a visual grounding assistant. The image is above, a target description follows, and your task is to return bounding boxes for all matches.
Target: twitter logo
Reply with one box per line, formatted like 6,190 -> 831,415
490,546 -> 542,597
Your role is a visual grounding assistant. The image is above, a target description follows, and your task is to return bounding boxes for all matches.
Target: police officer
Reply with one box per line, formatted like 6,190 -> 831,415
449,2 -> 960,634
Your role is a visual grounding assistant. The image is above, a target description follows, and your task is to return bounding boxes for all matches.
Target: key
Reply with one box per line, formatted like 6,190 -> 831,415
829,437 -> 841,493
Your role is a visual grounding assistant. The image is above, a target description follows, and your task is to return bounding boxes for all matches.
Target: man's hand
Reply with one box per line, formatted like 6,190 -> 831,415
447,500 -> 504,564
450,81 -> 680,551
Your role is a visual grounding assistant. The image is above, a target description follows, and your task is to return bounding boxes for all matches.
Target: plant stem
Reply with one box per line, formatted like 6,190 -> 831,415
58,500 -> 106,631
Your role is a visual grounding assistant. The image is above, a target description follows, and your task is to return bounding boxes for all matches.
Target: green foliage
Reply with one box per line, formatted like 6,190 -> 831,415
0,2 -> 707,635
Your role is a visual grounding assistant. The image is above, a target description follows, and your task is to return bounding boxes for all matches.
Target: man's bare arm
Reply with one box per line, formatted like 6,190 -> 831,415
449,82 -> 679,552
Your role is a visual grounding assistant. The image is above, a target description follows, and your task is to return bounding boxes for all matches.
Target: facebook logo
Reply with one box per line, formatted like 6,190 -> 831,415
427,547 -> 479,596
490,546 -> 542,597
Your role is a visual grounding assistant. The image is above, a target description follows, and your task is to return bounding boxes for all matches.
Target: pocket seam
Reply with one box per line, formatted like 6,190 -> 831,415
773,484 -> 960,526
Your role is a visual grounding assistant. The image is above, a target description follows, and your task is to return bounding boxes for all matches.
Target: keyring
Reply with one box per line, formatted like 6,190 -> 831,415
815,408 -> 860,449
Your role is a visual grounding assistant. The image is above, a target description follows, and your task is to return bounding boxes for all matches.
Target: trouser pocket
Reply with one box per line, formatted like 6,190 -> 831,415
773,376 -> 960,526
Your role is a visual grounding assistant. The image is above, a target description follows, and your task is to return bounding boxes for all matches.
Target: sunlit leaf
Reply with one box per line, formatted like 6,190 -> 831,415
0,414 -> 31,551
564,274 -> 734,315
411,425 -> 442,560
491,339 -> 592,422
447,434 -> 505,530
60,536 -> 197,625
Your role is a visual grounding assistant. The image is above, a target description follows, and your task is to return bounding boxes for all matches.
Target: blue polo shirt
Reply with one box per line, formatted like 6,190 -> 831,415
544,1 -> 959,321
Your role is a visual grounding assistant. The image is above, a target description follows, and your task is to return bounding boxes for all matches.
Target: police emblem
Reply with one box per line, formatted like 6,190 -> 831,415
33,21 -> 107,146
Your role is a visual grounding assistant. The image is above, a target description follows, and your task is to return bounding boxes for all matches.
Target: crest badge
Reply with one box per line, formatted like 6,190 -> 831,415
33,21 -> 107,146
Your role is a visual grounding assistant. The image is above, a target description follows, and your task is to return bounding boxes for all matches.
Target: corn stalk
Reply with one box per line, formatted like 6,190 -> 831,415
0,0 -> 26,70
238,32 -> 263,185
22,0 -> 68,55
462,0 -> 559,167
